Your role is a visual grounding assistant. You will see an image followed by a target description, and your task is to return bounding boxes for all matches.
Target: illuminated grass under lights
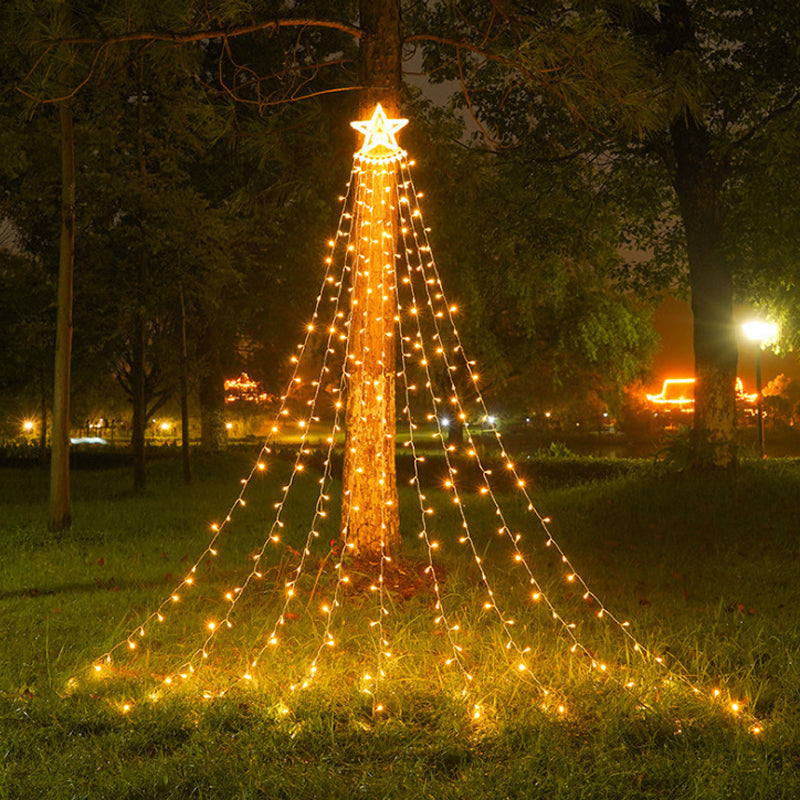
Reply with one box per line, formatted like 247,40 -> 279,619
2,458 -> 800,797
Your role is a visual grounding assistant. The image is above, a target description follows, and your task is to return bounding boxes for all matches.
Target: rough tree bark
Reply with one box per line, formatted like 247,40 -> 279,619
198,322 -> 228,452
179,283 -> 192,484
48,94 -> 75,531
130,298 -> 147,490
341,0 -> 403,559
131,65 -> 149,491
660,0 -> 738,467
670,115 -> 737,467
38,357 -> 48,468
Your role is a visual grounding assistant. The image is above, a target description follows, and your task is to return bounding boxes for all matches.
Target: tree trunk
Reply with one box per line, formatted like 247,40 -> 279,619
179,283 -> 192,484
48,96 -> 75,532
342,161 -> 401,558
447,418 -> 465,450
198,323 -> 228,452
660,0 -> 738,468
671,116 -> 737,467
358,0 -> 402,114
340,0 -> 403,560
131,307 -> 147,490
131,70 -> 148,491
39,356 -> 48,468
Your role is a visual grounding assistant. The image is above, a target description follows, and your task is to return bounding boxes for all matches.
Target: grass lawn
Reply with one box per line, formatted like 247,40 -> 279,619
2,452 -> 800,798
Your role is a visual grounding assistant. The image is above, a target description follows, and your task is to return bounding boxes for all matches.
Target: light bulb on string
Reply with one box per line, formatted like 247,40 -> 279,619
88,107 -> 761,732
91,161 -> 362,679
393,161 -> 756,724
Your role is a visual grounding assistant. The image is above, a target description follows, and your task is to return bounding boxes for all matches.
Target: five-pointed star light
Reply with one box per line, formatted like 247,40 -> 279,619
350,104 -> 408,156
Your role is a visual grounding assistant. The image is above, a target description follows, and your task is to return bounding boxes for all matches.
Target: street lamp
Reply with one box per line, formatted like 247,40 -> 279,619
742,320 -> 778,458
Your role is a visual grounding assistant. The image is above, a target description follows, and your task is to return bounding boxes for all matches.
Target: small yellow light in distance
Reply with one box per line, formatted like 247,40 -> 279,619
558,705 -> 565,714
257,463 -> 266,471
208,622 -> 216,631
731,702 -> 740,713
122,704 -> 131,713
94,664 -> 102,672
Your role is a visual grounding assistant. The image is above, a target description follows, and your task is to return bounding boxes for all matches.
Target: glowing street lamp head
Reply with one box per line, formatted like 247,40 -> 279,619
350,104 -> 408,162
742,320 -> 778,346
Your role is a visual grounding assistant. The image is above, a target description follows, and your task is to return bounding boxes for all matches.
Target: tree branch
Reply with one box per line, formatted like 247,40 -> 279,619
403,32 -> 565,78
729,91 -> 800,151
28,18 -> 363,48
17,18 -> 362,104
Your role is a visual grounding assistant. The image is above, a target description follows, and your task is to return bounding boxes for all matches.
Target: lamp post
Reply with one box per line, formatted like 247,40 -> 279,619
742,320 -> 778,459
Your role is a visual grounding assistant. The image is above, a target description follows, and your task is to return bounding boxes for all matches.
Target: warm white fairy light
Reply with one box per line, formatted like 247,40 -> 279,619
372,173 -> 394,705
392,162 -> 759,722
394,208 -> 554,700
395,188 -> 601,668
91,106 -> 758,731
164,180 -> 372,687
395,269 -> 481,689
395,166 -> 656,682
229,147 -> 396,698
91,164 -> 361,679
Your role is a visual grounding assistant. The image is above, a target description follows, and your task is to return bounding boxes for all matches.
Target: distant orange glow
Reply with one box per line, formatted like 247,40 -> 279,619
224,373 -> 270,405
647,377 -> 757,411
647,378 -> 695,408
736,379 -> 758,404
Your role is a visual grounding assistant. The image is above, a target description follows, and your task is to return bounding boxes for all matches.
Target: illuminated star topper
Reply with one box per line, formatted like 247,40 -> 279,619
350,103 -> 408,160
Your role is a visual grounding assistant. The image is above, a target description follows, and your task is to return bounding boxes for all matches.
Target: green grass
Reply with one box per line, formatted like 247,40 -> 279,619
2,454 -> 800,798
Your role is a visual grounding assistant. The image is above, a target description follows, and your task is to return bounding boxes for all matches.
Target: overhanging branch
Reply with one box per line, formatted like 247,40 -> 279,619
29,18 -> 363,48
16,17 -> 363,103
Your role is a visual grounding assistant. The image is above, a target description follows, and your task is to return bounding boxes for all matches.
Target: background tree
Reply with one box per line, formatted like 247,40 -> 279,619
409,100 -> 657,424
411,0 -> 800,467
